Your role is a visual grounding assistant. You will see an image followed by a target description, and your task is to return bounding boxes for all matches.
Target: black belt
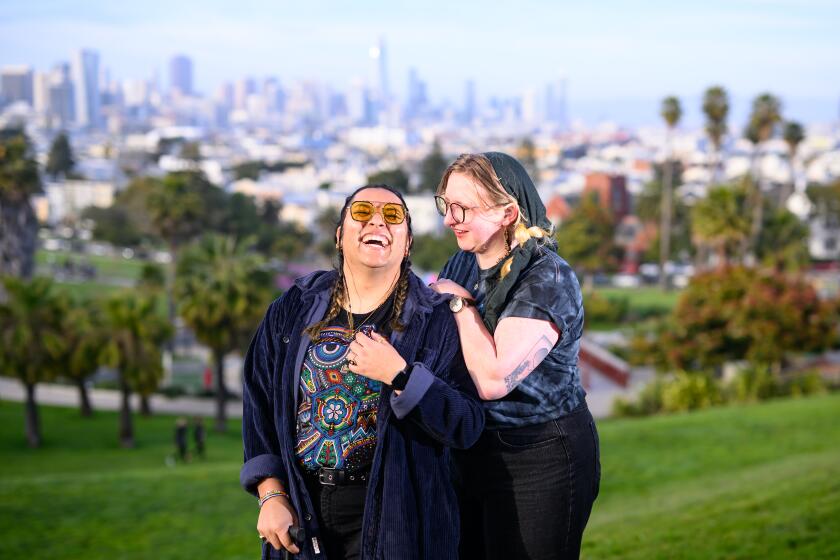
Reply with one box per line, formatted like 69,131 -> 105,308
305,467 -> 369,486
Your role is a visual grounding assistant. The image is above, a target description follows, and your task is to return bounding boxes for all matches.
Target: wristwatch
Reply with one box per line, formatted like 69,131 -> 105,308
449,296 -> 475,313
389,364 -> 412,390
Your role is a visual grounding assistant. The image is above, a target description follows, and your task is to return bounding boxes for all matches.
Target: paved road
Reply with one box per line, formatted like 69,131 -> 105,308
1,372 -> 644,420
0,378 -> 243,418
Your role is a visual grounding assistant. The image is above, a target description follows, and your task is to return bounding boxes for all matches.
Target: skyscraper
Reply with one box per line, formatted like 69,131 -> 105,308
0,66 -> 34,106
368,37 -> 390,124
462,79 -> 476,124
406,67 -> 428,119
169,55 -> 193,96
71,49 -> 101,128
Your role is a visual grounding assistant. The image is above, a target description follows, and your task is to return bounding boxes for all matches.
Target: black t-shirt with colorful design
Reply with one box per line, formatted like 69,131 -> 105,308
295,295 -> 395,473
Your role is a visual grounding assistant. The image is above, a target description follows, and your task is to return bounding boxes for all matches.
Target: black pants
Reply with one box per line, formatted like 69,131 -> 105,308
302,476 -> 367,560
454,404 -> 601,560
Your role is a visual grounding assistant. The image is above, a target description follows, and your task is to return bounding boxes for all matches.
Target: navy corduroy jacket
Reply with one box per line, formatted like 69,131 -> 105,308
240,270 -> 484,559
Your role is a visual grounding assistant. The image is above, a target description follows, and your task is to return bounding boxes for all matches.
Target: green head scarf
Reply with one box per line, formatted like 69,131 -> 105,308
479,152 -> 554,332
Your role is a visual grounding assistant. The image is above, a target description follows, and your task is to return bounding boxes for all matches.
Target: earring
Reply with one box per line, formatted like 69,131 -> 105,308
504,228 -> 511,254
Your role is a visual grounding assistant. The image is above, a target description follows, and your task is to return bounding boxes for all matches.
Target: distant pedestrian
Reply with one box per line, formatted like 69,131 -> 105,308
175,417 -> 189,462
193,417 -> 206,459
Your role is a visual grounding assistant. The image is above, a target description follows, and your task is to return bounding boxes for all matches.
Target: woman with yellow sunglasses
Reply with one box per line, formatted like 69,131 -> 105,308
241,184 -> 483,559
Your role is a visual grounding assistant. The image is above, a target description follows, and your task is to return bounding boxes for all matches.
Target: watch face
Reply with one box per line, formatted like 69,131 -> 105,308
449,296 -> 463,313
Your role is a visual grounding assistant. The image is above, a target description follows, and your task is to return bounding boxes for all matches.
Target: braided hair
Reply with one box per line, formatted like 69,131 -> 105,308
304,184 -> 413,338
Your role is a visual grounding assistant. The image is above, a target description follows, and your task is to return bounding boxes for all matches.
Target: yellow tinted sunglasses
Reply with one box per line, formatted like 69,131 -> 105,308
349,201 -> 407,225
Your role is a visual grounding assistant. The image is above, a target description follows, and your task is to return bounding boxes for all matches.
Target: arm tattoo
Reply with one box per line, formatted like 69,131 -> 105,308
502,335 -> 553,392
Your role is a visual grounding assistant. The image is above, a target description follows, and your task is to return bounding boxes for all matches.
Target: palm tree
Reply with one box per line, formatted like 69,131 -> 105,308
145,172 -> 226,349
175,235 -> 273,432
0,128 -> 42,279
45,131 -> 76,180
691,183 -> 751,270
61,300 -> 106,417
781,121 -> 805,204
101,293 -> 172,447
701,86 -> 729,184
659,96 -> 682,289
745,93 -> 782,263
0,277 -> 66,447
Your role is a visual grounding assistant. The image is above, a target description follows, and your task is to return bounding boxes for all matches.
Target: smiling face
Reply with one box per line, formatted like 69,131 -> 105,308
337,187 -> 411,275
440,172 -> 514,258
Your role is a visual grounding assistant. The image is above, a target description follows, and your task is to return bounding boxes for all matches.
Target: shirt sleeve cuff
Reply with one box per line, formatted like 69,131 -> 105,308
389,363 -> 435,419
240,453 -> 286,496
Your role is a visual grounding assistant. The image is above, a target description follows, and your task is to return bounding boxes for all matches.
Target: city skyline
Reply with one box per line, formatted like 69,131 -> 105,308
2,1 -> 839,126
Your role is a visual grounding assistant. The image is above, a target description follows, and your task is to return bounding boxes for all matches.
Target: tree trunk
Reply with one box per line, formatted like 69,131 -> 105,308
0,199 -> 38,279
24,382 -> 41,448
166,250 -> 177,354
119,375 -> 134,448
76,378 -> 93,417
214,349 -> 228,433
747,147 -> 764,266
140,394 -> 152,416
659,152 -> 674,290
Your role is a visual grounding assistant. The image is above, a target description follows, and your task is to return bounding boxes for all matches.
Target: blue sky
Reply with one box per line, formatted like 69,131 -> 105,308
1,0 -> 838,126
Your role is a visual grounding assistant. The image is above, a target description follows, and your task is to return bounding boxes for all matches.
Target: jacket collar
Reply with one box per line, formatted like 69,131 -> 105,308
293,268 -> 446,322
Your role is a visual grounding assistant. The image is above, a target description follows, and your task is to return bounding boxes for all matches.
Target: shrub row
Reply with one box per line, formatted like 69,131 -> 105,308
612,366 -> 829,417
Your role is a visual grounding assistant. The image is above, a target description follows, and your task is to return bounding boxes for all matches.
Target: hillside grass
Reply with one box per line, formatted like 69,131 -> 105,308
1,394 -> 838,559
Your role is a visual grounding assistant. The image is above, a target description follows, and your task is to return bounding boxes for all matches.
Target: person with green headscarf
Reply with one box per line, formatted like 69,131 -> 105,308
431,152 -> 600,560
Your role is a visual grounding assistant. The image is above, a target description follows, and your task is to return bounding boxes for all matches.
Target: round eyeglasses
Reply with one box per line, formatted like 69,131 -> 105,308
434,196 -> 506,224
349,201 -> 407,225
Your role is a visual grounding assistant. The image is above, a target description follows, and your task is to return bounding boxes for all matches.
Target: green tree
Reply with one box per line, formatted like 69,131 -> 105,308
411,232 -> 460,273
702,86 -> 729,184
0,277 -> 66,447
556,193 -> 618,290
82,205 -> 146,247
651,267 -> 836,372
418,139 -> 449,192
367,168 -> 409,192
179,141 -> 202,162
0,128 -> 42,279
101,293 -> 172,447
636,162 -> 692,262
175,235 -> 273,432
515,138 -> 539,184
659,95 -> 682,289
45,131 -> 76,180
232,160 -> 263,181
691,182 -> 750,269
146,171 -> 227,335
757,207 -> 809,271
138,262 -> 166,292
317,206 -> 341,259
60,299 -> 107,417
781,121 -> 805,203
745,93 -> 783,262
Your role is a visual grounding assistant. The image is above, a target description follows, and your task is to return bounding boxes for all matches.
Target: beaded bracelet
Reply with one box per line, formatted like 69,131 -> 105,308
258,490 -> 289,508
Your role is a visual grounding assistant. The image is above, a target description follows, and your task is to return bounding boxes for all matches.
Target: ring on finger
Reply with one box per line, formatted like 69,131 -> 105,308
259,535 -> 266,542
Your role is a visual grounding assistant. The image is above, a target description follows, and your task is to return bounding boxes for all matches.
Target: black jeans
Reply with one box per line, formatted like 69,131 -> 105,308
302,475 -> 367,560
454,404 -> 601,560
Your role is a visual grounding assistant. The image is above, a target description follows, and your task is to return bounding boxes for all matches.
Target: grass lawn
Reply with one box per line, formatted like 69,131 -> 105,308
1,394 -> 839,559
595,286 -> 682,314
587,286 -> 683,331
37,249 -> 150,282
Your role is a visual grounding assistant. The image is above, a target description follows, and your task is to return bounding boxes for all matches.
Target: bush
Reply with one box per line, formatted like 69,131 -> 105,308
614,365 -> 834,418
726,364 -> 780,403
783,370 -> 827,398
584,291 -> 629,326
612,377 -> 665,417
660,371 -> 723,413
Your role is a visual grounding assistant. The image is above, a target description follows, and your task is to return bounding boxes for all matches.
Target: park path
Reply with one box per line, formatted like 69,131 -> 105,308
0,378 -> 243,418
0,377 -> 632,419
